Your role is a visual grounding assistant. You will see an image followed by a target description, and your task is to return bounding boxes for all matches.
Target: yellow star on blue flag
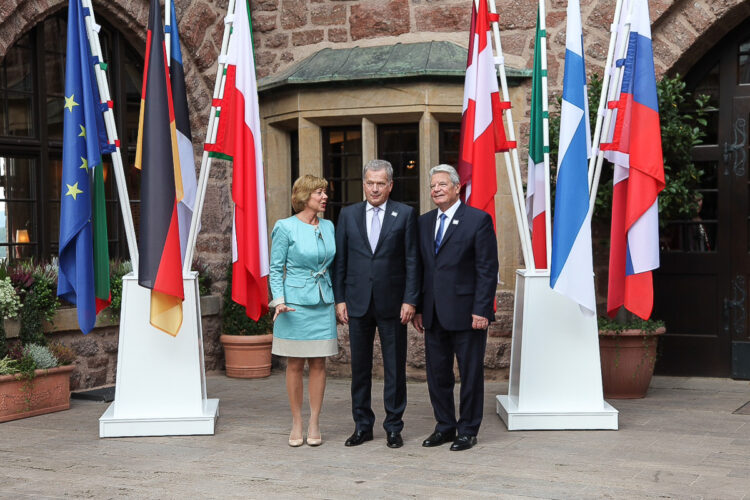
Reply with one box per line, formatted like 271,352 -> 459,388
65,182 -> 83,200
78,124 -> 86,138
79,157 -> 88,171
64,94 -> 79,113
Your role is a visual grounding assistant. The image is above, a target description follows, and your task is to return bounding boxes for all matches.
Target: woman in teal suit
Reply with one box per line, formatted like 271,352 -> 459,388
269,175 -> 337,447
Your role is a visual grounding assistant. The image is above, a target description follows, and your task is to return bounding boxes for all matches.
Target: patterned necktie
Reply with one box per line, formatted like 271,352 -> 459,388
369,206 -> 381,252
434,213 -> 447,254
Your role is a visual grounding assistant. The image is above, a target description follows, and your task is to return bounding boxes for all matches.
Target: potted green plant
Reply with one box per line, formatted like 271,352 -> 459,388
220,266 -> 274,378
598,316 -> 665,398
0,341 -> 76,422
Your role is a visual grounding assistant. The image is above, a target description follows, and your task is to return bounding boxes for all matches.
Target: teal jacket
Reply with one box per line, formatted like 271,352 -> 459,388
269,216 -> 336,307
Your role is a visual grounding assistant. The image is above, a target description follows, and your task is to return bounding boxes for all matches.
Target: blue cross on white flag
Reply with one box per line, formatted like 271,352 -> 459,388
549,0 -> 596,314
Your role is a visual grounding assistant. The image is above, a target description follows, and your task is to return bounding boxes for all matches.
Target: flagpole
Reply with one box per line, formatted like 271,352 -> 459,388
165,0 -> 172,63
587,0 -> 626,191
485,0 -> 534,270
539,0 -> 552,270
80,0 -> 139,272
588,0 -> 635,211
182,0 -> 237,274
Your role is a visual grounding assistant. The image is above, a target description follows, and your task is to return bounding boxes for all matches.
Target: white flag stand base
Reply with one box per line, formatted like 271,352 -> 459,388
496,270 -> 618,430
99,273 -> 219,437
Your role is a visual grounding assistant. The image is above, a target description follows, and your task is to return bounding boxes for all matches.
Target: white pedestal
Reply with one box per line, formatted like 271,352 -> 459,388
99,272 -> 219,437
496,270 -> 618,430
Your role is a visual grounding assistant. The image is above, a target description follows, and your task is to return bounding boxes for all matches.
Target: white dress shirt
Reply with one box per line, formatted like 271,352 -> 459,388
366,200 -> 387,238
434,199 -> 461,238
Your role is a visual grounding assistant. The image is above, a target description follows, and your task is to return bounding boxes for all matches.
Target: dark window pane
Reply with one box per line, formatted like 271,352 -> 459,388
3,39 -> 33,92
0,156 -> 35,200
44,51 -> 65,96
692,62 -> 719,144
322,126 -> 362,223
47,97 -> 64,140
740,54 -> 750,85
6,92 -> 33,136
378,124 -> 420,210
439,122 -> 461,166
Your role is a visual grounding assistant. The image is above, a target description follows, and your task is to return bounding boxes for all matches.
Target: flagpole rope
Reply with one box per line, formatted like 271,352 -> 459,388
588,0 -> 634,212
485,0 -> 534,270
182,0 -> 238,274
539,0 -> 552,271
587,0 -> 625,191
80,0 -> 139,272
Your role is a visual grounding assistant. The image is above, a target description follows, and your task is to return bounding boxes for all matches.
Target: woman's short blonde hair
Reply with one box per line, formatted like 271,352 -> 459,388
291,175 -> 328,212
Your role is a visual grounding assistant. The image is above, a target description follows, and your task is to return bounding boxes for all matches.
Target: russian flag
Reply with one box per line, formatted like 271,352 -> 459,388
602,0 -> 665,320
457,0 -> 512,228
550,0 -> 595,314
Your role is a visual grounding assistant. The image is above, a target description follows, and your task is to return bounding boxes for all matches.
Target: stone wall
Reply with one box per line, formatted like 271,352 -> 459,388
323,290 -> 513,380
7,296 -> 223,391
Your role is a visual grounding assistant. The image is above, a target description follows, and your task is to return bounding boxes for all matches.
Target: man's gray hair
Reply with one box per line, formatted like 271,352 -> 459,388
429,164 -> 460,186
363,159 -> 393,182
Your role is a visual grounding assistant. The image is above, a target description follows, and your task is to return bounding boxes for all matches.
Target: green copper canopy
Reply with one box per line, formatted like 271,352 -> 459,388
258,41 -> 531,92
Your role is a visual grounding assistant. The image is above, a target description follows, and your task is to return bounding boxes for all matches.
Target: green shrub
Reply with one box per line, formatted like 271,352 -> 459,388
222,266 -> 273,335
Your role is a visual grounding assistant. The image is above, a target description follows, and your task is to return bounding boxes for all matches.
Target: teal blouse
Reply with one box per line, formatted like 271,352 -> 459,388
268,216 -> 336,307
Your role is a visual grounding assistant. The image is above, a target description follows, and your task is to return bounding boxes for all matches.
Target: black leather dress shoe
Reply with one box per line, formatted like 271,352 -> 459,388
450,434 -> 477,451
344,429 -> 373,447
386,431 -> 403,448
421,430 -> 456,447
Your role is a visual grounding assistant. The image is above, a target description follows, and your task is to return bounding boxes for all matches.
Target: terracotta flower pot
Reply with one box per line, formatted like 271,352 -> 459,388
0,365 -> 75,423
220,333 -> 273,378
599,327 -> 666,399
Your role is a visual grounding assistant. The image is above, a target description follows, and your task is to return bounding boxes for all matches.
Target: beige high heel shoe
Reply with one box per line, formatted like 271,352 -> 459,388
306,427 -> 322,446
289,428 -> 304,447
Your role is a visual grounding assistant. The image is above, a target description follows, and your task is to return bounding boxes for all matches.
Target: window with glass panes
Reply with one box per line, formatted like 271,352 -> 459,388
322,127 -> 362,223
0,10 -> 143,262
438,122 -> 461,167
377,124 -> 420,211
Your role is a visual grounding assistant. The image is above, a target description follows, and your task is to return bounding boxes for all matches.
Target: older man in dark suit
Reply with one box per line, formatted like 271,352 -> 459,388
333,159 -> 419,449
413,164 -> 499,451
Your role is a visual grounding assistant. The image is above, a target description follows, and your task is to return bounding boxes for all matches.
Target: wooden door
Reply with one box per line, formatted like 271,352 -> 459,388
655,23 -> 750,377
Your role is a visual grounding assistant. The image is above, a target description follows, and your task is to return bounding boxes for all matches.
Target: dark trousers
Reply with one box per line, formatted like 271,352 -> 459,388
348,300 -> 407,433
424,315 -> 487,437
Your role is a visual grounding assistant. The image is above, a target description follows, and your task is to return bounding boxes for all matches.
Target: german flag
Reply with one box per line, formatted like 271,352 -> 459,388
135,0 -> 184,336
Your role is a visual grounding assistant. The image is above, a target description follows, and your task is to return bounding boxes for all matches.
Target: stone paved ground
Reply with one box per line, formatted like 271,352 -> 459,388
1,374 -> 750,499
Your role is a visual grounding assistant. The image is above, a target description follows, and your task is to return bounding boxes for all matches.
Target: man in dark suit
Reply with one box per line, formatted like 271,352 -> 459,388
333,159 -> 419,449
412,164 -> 498,451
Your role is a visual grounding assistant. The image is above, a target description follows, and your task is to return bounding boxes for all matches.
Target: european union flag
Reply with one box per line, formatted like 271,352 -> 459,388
58,0 -> 111,334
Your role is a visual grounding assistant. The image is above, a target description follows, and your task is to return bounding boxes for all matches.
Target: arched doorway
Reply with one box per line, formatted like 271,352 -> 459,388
0,9 -> 143,262
655,18 -> 750,378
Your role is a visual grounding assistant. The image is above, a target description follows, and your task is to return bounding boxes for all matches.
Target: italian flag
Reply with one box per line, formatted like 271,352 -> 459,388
525,6 -> 547,269
206,0 -> 269,320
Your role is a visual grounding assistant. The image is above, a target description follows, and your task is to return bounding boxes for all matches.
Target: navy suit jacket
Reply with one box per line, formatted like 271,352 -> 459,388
333,200 -> 419,319
417,202 -> 499,331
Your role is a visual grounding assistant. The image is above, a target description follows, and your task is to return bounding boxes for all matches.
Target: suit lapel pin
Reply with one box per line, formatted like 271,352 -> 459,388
452,219 -> 459,225
391,211 -> 398,217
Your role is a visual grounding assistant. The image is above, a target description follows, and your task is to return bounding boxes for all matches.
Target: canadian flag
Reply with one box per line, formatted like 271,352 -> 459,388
205,0 -> 269,320
457,0 -> 512,227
